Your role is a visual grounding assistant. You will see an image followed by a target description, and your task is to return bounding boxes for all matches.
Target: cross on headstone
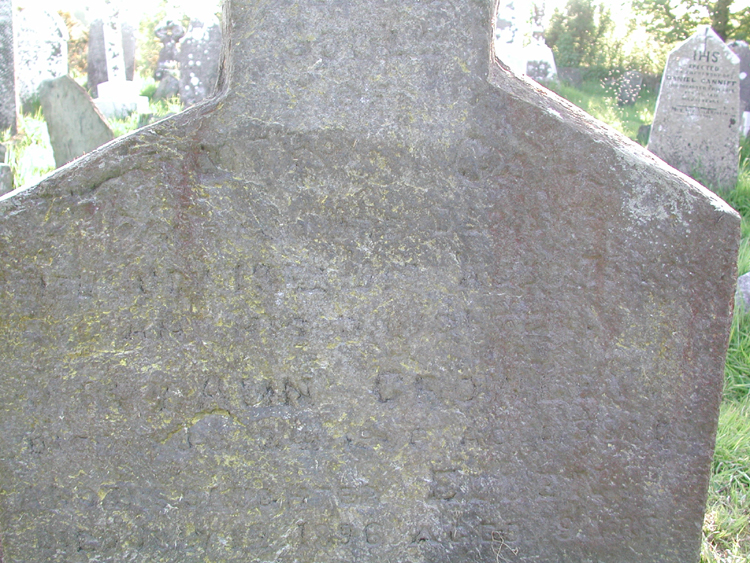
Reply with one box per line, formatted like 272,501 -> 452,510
0,2 -> 739,562
649,26 -> 741,189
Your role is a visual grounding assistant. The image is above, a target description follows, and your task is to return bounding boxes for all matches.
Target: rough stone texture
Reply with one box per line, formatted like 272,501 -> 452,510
13,6 -> 68,110
0,0 -> 16,134
0,2 -> 740,562
178,13 -> 221,106
87,19 -> 136,98
39,76 -> 114,168
618,70 -> 643,106
649,26 -> 740,189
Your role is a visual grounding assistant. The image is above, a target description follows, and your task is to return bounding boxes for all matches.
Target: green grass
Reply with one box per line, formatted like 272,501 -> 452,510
2,83 -> 183,190
547,77 -> 657,143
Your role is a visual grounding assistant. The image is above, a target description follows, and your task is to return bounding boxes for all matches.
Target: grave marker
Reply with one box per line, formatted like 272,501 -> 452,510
39,76 -> 114,168
649,26 -> 740,188
0,2 -> 740,562
178,12 -> 221,105
0,0 -> 16,134
727,39 -> 750,135
92,0 -> 147,119
87,18 -> 136,98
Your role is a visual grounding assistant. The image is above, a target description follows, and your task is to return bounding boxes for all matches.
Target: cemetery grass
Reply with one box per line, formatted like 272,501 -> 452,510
548,78 -> 656,144
708,167 -> 750,563
2,93 -> 183,190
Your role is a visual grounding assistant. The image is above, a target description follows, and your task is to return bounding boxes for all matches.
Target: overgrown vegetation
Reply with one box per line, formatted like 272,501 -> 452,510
1,85 -> 182,191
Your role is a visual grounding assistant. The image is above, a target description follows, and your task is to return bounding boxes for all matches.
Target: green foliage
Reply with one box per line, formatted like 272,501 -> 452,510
702,397 -> 750,562
1,109 -> 55,190
633,0 -> 742,43
1,86 -> 184,190
545,0 -> 613,68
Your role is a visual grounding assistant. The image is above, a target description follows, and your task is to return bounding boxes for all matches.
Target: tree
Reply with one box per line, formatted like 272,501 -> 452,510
544,0 -> 613,68
633,0 -> 736,42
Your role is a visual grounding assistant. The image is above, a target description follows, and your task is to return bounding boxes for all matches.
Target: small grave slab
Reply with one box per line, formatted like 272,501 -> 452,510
39,76 -> 114,168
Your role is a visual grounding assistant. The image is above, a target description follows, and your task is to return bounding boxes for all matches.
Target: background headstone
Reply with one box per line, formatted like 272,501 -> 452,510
87,19 -> 136,99
648,26 -> 740,189
39,76 -> 114,168
92,1 -> 148,119
736,271 -> 750,311
727,39 -> 750,135
494,2 -> 557,82
617,70 -> 643,106
0,141 -> 10,194
0,0 -> 16,133
13,6 -> 69,111
153,19 -> 184,101
0,2 -> 739,562
178,13 -> 221,106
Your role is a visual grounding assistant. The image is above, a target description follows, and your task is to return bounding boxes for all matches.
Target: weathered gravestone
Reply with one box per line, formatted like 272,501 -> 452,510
0,1 -> 740,562
0,0 -> 16,134
179,12 -> 221,106
87,18 -> 136,99
39,76 -> 114,168
13,5 -> 68,111
727,39 -> 750,135
649,26 -> 740,189
153,19 -> 185,101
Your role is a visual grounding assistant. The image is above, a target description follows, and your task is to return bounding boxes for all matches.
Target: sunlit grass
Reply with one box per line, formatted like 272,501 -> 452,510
1,86 -> 184,190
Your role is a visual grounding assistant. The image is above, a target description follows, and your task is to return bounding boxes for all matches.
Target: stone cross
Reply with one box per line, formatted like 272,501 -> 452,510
0,2 -> 739,562
649,26 -> 740,189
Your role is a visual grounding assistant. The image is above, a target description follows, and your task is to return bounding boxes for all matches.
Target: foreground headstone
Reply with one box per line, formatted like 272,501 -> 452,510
39,76 -> 114,168
0,2 -> 739,562
179,13 -> 221,105
13,6 -> 68,110
0,0 -> 16,133
649,26 -> 740,189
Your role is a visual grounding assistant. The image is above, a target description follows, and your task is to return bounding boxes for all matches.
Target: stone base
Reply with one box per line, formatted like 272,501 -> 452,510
94,80 -> 149,119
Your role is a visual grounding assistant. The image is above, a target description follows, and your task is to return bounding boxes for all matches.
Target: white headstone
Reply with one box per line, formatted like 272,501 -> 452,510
648,26 -> 740,189
494,2 -> 557,83
93,0 -> 148,119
